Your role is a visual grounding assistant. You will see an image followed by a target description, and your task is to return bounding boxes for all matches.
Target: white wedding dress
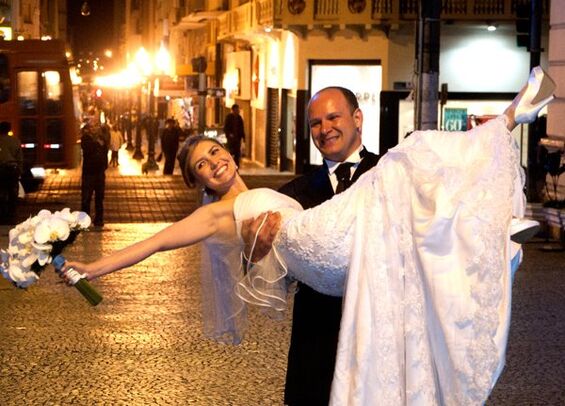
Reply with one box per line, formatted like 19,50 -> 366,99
207,116 -> 521,405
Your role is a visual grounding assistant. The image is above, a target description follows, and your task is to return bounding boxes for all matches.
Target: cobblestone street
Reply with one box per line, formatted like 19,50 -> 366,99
0,224 -> 292,405
1,157 -> 564,405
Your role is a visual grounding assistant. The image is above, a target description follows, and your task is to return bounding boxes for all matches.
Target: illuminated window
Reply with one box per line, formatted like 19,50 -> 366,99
43,71 -> 63,115
17,71 -> 38,116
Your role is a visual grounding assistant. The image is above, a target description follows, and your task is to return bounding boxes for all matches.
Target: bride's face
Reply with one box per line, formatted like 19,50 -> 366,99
189,140 -> 237,193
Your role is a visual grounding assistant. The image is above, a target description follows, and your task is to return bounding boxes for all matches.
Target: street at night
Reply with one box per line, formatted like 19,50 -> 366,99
1,156 -> 564,404
1,0 -> 564,404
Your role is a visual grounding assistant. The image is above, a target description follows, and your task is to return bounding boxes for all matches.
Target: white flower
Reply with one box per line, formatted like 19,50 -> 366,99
73,211 -> 91,229
1,208 -> 90,289
16,229 -> 34,246
7,242 -> 21,256
32,241 -> 53,265
36,209 -> 52,219
23,242 -> 53,267
54,208 -> 75,225
6,263 -> 39,288
34,217 -> 71,244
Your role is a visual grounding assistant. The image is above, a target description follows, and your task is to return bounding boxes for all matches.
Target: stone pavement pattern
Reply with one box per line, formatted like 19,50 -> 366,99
15,171 -> 296,224
0,224 -> 292,405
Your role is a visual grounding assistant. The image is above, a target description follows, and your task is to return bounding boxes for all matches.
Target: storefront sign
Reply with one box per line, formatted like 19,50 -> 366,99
443,108 -> 468,131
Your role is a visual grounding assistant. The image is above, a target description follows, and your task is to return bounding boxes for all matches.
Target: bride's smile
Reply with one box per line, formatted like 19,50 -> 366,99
186,138 -> 247,199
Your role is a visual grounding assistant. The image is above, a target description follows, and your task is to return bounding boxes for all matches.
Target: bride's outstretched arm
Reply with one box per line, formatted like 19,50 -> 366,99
60,199 -> 236,281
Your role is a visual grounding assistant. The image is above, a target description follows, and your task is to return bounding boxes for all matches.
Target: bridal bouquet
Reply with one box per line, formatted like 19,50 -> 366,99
0,208 -> 102,305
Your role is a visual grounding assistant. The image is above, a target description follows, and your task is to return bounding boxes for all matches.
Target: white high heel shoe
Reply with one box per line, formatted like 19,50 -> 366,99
515,66 -> 556,124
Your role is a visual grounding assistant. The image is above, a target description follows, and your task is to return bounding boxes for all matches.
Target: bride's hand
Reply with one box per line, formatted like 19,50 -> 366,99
241,211 -> 281,263
57,261 -> 92,285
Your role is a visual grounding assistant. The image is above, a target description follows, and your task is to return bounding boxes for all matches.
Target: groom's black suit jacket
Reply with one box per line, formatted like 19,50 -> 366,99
279,149 -> 380,406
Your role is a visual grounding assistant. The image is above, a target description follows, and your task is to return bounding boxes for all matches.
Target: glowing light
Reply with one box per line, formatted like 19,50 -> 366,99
135,47 -> 153,77
104,49 -> 113,58
93,66 -> 143,89
31,167 -> 46,178
155,43 -> 172,76
487,24 -> 497,32
70,67 -> 82,85
0,27 -> 12,40
17,35 -> 24,41
81,1 -> 91,16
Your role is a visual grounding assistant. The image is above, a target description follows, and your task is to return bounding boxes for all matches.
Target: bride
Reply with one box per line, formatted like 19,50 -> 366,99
60,67 -> 555,405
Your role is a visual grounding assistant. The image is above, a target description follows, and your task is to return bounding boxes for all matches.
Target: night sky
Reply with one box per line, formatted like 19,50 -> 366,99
67,0 -> 115,56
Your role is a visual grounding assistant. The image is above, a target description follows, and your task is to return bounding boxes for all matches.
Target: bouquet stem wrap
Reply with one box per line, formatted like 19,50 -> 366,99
53,255 -> 103,306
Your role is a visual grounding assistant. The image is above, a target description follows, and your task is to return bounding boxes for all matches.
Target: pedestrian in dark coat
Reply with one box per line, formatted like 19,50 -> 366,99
223,104 -> 245,167
81,123 -> 109,227
0,121 -> 23,223
161,118 -> 181,175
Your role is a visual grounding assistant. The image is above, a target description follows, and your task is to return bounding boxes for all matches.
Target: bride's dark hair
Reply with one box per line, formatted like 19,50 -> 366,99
177,135 -> 226,193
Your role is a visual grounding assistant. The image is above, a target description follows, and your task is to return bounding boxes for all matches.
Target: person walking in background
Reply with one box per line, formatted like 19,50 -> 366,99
223,104 -> 245,167
0,121 -> 23,224
81,123 -> 109,227
161,118 -> 181,175
109,123 -> 123,167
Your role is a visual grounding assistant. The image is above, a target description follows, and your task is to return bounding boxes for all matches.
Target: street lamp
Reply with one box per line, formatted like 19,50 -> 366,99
140,44 -> 173,172
132,47 -> 151,161
92,45 -> 173,172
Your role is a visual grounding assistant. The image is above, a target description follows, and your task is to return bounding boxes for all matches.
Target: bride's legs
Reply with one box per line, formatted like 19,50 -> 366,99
500,67 -> 555,243
503,66 -> 556,131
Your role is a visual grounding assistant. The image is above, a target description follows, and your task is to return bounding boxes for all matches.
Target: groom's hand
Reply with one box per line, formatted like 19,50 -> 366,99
241,211 -> 281,263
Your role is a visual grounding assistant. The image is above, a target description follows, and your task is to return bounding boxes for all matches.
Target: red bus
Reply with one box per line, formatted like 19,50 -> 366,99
0,39 -> 79,188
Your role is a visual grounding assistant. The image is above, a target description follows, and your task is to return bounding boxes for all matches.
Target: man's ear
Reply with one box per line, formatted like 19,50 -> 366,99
353,108 -> 363,132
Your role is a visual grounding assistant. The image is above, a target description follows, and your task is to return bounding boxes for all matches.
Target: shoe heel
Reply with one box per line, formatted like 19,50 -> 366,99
515,66 -> 556,124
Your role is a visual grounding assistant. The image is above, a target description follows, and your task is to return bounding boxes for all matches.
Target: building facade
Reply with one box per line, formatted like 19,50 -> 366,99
0,0 -> 68,41
121,0 -> 555,175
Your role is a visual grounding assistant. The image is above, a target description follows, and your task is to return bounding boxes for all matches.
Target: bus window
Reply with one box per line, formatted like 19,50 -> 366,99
17,71 -> 38,115
43,70 -> 63,115
0,54 -> 10,103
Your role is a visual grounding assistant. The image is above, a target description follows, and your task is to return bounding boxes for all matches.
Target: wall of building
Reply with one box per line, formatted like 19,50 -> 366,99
547,0 -> 565,203
548,0 -> 565,141
295,29 -> 390,90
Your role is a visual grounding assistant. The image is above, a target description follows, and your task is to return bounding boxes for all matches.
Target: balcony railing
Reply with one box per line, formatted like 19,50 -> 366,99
215,0 -> 548,40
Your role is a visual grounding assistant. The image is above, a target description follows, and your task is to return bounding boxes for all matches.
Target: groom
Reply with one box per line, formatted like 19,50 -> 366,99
241,86 -> 381,405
